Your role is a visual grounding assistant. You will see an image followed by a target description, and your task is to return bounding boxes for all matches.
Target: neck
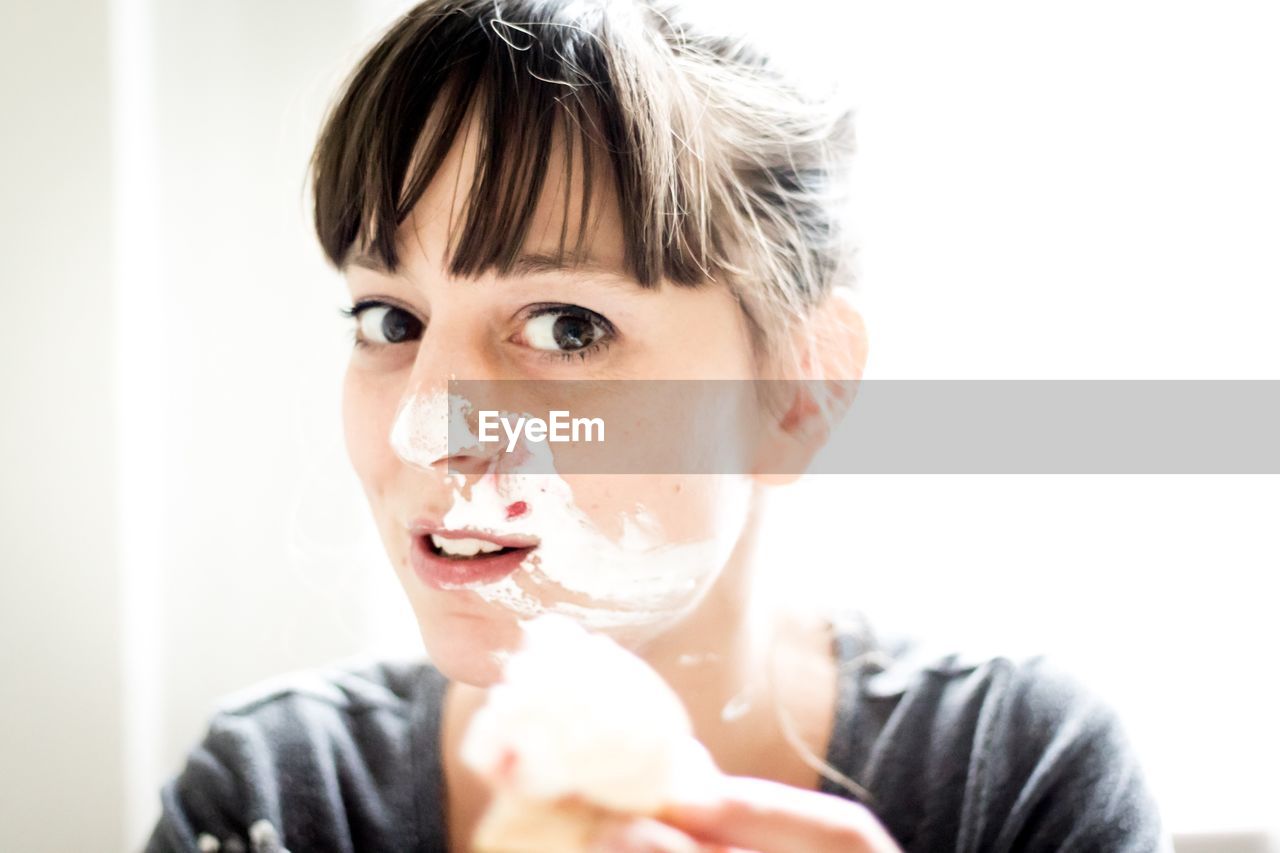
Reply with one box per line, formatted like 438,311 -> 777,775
630,494 -> 835,784
636,502 -> 767,736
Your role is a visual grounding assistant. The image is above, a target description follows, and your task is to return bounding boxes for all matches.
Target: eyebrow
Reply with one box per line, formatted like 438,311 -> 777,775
346,249 -> 638,285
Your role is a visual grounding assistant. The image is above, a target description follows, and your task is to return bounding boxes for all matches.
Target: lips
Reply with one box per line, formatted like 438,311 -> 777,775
408,521 -> 537,589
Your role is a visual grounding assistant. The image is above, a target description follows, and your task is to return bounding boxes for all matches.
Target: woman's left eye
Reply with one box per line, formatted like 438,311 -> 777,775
517,305 -> 614,360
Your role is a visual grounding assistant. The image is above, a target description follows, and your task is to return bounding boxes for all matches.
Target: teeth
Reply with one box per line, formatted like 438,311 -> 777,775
431,535 -> 505,557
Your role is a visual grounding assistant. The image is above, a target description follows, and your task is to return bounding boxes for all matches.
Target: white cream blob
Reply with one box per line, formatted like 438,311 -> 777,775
449,441 -> 751,631
461,614 -> 718,814
392,390 -> 754,633
389,389 -> 478,470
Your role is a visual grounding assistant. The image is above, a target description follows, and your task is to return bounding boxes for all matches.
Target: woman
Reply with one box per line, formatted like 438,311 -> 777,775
145,1 -> 1171,850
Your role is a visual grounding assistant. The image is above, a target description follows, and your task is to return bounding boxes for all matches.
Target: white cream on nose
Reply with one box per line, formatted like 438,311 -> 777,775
390,390 -> 479,470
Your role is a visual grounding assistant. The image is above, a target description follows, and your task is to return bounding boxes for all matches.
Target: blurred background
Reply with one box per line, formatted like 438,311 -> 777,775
2,0 -> 1277,850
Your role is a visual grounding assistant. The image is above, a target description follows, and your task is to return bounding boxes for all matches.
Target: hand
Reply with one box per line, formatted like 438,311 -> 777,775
587,775 -> 903,853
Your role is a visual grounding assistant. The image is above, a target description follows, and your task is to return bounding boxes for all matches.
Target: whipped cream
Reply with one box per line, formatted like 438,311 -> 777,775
460,614 -> 717,814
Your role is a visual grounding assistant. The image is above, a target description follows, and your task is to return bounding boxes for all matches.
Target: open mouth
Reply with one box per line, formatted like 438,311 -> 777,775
408,522 -> 539,589
426,534 -> 530,560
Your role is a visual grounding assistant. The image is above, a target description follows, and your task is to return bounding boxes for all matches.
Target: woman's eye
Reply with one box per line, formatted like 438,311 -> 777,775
520,307 -> 612,355
346,302 -> 424,347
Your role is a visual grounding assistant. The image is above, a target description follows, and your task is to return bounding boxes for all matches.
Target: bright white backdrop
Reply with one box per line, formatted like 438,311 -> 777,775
1,1 -> 1276,850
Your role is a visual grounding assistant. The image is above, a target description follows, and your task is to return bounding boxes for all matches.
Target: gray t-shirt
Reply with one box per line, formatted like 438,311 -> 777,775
143,613 -> 1173,852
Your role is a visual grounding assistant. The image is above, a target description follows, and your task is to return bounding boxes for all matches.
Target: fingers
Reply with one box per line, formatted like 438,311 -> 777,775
586,815 -> 739,853
657,776 -> 902,853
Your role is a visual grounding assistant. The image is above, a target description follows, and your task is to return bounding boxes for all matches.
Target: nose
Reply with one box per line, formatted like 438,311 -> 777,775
388,331 -> 501,477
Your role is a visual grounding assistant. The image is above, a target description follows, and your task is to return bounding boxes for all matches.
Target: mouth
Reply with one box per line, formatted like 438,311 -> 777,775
408,523 -> 538,589
426,533 -> 528,560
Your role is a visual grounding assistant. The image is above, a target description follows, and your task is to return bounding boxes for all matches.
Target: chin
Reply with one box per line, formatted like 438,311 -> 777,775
417,603 -> 523,686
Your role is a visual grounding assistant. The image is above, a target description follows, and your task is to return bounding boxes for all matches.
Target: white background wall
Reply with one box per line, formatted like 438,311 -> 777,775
744,0 -> 1280,836
1,1 -> 123,848
1,1 -> 1276,850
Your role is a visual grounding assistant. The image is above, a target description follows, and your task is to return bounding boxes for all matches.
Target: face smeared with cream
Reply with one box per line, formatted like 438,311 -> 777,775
389,391 -> 754,630
341,109 -> 764,685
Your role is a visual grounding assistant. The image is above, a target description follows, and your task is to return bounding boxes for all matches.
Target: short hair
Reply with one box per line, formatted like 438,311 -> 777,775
310,0 -> 857,359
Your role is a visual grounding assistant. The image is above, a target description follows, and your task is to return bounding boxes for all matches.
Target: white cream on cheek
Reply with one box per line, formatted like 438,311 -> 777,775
389,391 -> 752,631
447,461 -> 748,631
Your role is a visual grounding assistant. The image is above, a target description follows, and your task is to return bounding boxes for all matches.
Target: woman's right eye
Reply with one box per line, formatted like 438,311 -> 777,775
341,301 -> 425,348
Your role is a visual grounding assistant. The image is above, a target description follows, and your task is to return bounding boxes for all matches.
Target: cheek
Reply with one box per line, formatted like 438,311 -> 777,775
666,477 -> 751,544
564,474 -> 751,549
342,365 -> 399,502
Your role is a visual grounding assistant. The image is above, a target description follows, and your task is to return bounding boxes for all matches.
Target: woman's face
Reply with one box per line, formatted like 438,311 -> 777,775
342,119 -> 762,685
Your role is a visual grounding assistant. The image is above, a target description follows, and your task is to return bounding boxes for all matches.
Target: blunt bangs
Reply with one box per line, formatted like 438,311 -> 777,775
310,0 -> 720,288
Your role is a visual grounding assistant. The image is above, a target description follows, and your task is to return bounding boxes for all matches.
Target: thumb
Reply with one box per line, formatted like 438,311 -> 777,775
657,776 -> 900,853
587,815 -> 737,853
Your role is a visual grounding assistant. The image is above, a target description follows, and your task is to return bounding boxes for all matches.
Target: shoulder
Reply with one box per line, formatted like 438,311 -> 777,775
197,653 -> 444,787
834,615 -> 1123,744
833,615 -> 1096,748
863,635 -> 1117,748
211,652 -> 439,722
145,656 -> 448,853
829,620 -> 1172,851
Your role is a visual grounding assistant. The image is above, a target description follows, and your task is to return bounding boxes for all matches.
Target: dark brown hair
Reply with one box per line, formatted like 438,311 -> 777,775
310,0 -> 856,360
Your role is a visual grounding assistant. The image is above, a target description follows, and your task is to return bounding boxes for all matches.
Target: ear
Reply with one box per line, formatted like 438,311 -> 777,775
751,289 -> 869,485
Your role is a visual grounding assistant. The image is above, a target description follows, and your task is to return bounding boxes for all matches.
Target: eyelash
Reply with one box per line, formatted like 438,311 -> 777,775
521,303 -> 615,363
337,300 -> 397,351
336,300 -> 615,362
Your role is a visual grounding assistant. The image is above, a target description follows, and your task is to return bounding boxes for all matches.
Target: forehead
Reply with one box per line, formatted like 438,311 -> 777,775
350,96 -> 629,282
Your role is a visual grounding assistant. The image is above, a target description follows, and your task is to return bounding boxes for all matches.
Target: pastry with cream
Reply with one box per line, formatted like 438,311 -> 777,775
460,615 -> 719,852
